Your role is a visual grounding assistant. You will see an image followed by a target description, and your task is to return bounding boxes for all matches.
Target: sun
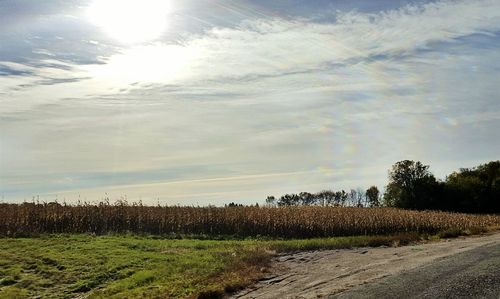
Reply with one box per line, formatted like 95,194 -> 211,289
86,0 -> 170,44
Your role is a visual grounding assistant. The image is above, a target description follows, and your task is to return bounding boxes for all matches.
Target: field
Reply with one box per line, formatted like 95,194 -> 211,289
2,203 -> 499,237
1,203 -> 499,298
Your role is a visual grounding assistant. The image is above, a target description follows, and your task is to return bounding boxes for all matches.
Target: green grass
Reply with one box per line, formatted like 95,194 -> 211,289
0,230 -> 484,299
0,235 -> 272,298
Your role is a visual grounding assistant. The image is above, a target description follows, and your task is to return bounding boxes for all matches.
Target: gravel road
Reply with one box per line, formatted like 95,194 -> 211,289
332,241 -> 500,298
233,232 -> 500,299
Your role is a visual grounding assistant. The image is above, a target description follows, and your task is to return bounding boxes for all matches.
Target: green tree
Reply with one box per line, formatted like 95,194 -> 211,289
265,196 -> 276,206
314,190 -> 334,206
444,160 -> 500,213
336,190 -> 348,206
278,194 -> 300,206
299,192 -> 316,205
383,160 -> 438,209
365,186 -> 380,207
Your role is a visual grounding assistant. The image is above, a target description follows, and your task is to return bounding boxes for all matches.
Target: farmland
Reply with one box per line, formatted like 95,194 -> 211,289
1,202 -> 499,238
0,203 -> 499,298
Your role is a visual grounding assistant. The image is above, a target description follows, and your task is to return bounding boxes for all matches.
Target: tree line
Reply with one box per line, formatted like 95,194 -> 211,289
384,160 -> 499,213
266,160 -> 500,213
265,186 -> 381,207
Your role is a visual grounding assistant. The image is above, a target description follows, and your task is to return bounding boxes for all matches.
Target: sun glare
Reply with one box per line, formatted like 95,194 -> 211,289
83,43 -> 202,87
86,0 -> 170,44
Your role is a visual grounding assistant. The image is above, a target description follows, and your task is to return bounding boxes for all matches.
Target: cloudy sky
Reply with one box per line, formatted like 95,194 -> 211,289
1,0 -> 499,205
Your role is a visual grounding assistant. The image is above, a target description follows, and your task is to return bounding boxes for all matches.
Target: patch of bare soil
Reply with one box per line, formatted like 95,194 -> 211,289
232,232 -> 500,299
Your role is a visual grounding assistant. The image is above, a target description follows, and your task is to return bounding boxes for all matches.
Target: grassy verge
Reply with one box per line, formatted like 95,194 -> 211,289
0,228 -> 493,299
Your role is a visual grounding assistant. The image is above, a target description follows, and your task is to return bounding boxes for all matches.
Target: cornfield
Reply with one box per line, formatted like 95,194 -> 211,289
1,202 -> 499,238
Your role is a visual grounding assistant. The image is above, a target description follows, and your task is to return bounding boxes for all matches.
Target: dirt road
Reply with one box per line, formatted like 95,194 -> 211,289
332,241 -> 500,298
233,232 -> 500,299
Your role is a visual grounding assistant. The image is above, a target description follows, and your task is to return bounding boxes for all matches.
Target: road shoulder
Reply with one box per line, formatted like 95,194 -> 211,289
233,232 -> 500,299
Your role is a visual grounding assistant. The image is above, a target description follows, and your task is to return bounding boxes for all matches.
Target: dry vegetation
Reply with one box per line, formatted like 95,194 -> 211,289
1,202 -> 499,238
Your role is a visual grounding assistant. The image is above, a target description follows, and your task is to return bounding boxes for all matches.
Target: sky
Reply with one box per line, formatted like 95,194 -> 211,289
1,0 -> 499,205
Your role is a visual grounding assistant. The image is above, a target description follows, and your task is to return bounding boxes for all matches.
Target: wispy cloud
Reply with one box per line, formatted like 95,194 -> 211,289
97,0 -> 500,85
